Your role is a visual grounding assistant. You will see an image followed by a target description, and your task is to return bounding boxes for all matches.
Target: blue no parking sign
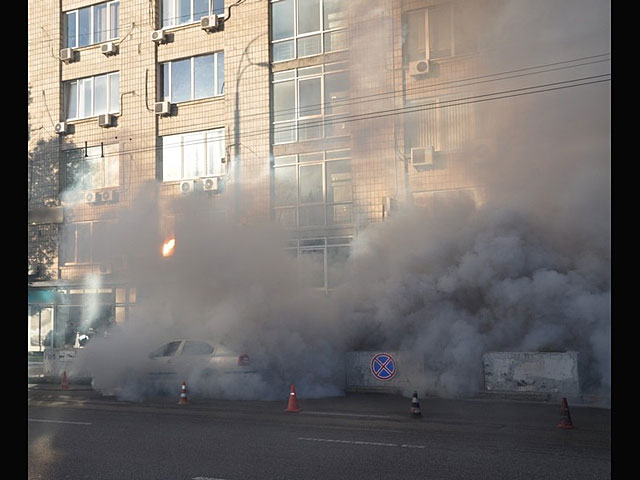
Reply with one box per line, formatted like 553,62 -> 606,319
370,353 -> 397,381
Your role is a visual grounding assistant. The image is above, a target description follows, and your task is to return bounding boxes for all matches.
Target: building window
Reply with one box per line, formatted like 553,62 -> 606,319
65,1 -> 119,48
161,0 -> 224,28
404,97 -> 473,154
286,236 -> 351,290
273,63 -> 349,144
271,0 -> 347,63
28,305 -> 54,352
404,3 -> 474,63
161,128 -> 226,181
61,221 -> 113,265
62,144 -> 120,192
273,149 -> 352,228
64,72 -> 120,121
161,53 -> 224,103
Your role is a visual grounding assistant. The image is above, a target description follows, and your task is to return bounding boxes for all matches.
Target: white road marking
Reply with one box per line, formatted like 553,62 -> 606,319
302,410 -> 392,419
28,419 -> 92,426
298,437 -> 425,449
192,477 -> 230,480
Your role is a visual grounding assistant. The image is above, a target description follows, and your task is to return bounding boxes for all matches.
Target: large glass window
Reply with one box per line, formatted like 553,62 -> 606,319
273,149 -> 352,228
404,97 -> 473,153
273,63 -> 349,144
404,3 -> 474,63
65,1 -> 119,48
62,144 -> 120,192
28,306 -> 54,352
64,72 -> 119,120
271,0 -> 347,62
162,0 -> 224,28
161,53 -> 224,103
61,221 -> 114,265
161,128 -> 226,181
286,237 -> 352,290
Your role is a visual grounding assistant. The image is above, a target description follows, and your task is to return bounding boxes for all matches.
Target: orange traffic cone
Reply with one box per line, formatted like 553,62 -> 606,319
178,381 -> 188,405
285,384 -> 302,413
61,371 -> 69,390
557,397 -> 574,429
410,391 -> 422,418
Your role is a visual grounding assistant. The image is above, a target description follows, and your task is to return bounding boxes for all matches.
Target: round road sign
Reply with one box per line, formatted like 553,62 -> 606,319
370,352 -> 397,381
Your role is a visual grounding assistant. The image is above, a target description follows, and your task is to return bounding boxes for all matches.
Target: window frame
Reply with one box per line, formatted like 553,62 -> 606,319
161,127 -> 227,182
161,0 -> 225,29
273,149 -> 352,229
161,52 -> 225,103
62,144 -> 120,192
405,3 -> 474,63
285,236 -> 352,291
270,0 -> 348,63
403,95 -> 474,154
64,1 -> 120,49
64,72 -> 120,121
272,62 -> 349,144
61,220 -> 115,265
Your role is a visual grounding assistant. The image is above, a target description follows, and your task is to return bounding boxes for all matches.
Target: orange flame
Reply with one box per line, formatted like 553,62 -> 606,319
162,238 -> 175,257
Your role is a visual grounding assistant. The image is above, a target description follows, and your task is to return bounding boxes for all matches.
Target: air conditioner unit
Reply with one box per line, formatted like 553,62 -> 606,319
60,48 -> 75,63
100,190 -> 111,202
84,191 -> 98,204
98,114 -> 115,127
54,122 -> 68,135
409,59 -> 430,77
179,180 -> 196,194
202,176 -> 219,192
411,146 -> 434,167
101,190 -> 119,202
101,41 -> 118,56
154,101 -> 171,116
151,29 -> 167,43
201,15 -> 220,32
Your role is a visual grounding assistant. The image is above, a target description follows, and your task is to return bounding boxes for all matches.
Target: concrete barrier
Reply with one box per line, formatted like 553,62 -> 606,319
482,351 -> 580,395
43,348 -> 79,377
345,351 -> 425,396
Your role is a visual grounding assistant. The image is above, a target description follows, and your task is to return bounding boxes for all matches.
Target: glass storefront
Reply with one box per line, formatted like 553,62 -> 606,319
27,286 -> 135,352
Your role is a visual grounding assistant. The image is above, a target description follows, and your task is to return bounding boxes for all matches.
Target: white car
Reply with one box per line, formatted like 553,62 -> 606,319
146,339 -> 256,383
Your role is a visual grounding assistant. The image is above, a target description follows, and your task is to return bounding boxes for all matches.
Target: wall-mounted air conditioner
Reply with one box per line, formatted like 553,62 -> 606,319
202,176 -> 219,192
411,146 -> 434,167
101,41 -> 118,56
201,15 -> 220,32
84,191 -> 98,204
180,180 -> 197,194
54,122 -> 68,135
98,114 -> 115,127
409,59 -> 430,77
151,29 -> 167,44
99,190 -> 118,202
60,48 -> 75,63
154,101 -> 171,116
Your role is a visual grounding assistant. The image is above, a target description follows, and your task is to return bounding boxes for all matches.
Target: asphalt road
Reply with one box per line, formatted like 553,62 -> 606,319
28,385 -> 611,480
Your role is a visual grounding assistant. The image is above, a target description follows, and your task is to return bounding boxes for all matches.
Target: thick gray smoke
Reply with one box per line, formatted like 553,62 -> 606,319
336,0 -> 610,398
73,0 -> 610,401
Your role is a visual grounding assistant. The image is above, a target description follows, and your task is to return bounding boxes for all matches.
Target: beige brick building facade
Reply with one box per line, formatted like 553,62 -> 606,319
28,0 -> 496,352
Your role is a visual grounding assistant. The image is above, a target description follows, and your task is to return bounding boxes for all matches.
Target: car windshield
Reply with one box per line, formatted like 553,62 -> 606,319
150,341 -> 182,358
181,341 -> 214,356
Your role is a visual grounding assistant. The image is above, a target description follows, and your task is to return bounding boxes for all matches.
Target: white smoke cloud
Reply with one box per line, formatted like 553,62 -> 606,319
71,0 -> 610,401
